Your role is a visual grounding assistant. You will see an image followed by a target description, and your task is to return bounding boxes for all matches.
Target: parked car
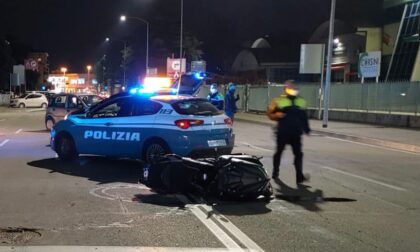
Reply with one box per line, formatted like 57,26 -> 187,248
45,93 -> 103,130
10,93 -> 48,108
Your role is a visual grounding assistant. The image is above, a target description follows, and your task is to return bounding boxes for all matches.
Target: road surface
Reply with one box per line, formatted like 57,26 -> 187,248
0,108 -> 419,251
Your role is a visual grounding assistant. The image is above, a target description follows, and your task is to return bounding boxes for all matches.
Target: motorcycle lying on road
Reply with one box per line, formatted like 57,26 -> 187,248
141,154 -> 273,201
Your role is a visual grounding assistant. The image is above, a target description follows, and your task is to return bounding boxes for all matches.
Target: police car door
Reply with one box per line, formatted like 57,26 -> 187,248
116,98 -> 162,158
74,96 -> 135,156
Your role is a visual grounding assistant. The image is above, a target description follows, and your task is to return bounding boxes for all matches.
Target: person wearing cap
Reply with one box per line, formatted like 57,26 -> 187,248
207,83 -> 224,110
224,83 -> 240,121
267,80 -> 311,184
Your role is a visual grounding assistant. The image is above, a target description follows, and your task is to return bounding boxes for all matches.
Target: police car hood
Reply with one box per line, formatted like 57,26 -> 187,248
171,74 -> 204,95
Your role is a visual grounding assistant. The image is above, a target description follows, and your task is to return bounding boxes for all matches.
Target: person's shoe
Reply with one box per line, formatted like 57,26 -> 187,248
272,173 -> 279,179
296,174 -> 310,184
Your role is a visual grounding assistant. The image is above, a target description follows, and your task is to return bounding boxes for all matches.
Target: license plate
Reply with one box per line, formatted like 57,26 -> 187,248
208,139 -> 227,147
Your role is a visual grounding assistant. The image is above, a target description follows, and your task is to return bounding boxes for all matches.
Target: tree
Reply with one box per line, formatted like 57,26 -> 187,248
183,34 -> 204,61
0,38 -> 13,90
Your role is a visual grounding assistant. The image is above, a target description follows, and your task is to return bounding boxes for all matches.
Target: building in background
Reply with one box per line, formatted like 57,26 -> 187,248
231,36 -> 301,83
383,0 -> 420,81
47,72 -> 97,93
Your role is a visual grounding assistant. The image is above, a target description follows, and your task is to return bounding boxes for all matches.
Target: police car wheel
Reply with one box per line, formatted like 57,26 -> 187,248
56,134 -> 77,161
45,117 -> 55,131
19,103 -> 25,108
143,140 -> 169,163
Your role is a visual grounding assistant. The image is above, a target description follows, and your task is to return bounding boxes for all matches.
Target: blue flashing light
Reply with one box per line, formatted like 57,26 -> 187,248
194,72 -> 206,80
129,88 -> 138,94
129,87 -> 157,96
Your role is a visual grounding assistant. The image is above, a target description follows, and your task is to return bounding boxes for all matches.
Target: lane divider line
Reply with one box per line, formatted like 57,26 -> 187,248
15,128 -> 22,134
184,194 -> 264,252
176,195 -> 242,250
241,142 -> 273,152
325,136 -> 420,156
320,165 -> 407,192
198,203 -> 265,252
0,139 -> 10,147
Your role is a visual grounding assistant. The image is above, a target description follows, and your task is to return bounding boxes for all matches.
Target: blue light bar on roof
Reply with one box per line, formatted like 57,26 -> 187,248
194,72 -> 206,80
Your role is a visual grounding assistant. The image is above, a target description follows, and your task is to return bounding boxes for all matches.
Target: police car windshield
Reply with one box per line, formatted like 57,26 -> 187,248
79,95 -> 103,107
172,99 -> 222,116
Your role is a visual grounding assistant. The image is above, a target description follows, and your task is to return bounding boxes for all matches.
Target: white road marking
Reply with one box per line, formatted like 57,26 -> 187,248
27,108 -> 45,112
0,139 -> 10,147
325,136 -> 420,156
179,195 -> 264,252
15,128 -> 22,134
198,203 -> 264,252
320,165 -> 407,192
241,142 -> 273,152
176,195 -> 243,250
0,246 -> 247,252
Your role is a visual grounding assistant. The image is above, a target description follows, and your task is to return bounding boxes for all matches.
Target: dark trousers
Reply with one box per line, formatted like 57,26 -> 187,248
273,135 -> 304,181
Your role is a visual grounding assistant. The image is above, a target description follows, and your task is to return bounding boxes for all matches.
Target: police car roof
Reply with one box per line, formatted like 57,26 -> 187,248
150,94 -> 204,103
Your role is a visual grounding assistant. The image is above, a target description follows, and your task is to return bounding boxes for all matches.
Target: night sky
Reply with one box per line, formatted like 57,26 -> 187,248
0,0 -> 383,74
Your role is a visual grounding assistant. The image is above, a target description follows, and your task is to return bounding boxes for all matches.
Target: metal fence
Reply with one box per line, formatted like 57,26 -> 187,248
196,82 -> 420,116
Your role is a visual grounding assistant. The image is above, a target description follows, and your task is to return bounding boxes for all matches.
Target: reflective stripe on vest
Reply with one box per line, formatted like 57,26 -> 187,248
275,96 -> 306,109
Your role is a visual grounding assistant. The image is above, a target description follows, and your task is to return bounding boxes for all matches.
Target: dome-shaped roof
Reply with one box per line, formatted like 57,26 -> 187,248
251,38 -> 271,48
309,20 -> 356,43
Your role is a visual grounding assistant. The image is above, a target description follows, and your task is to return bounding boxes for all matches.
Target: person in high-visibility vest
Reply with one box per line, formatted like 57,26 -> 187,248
207,83 -> 224,110
267,81 -> 311,184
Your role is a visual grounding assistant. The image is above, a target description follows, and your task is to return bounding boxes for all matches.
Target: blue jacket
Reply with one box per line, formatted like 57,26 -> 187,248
224,91 -> 239,116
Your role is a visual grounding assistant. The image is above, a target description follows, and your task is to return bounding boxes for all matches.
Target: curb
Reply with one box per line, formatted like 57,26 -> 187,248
236,117 -> 420,154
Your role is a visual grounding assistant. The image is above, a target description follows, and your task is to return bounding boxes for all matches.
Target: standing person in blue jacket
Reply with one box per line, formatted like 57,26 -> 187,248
224,83 -> 240,121
207,83 -> 224,110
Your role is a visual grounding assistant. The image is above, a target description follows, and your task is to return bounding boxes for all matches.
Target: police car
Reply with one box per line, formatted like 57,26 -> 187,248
50,75 -> 234,163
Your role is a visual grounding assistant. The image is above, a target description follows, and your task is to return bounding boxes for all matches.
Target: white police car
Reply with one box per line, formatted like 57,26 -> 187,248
50,80 -> 234,163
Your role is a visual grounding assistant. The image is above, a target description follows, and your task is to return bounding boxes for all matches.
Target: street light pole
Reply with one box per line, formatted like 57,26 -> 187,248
123,41 -> 127,87
322,0 -> 336,128
176,0 -> 184,96
105,38 -> 127,88
86,65 -> 92,88
120,15 -> 149,73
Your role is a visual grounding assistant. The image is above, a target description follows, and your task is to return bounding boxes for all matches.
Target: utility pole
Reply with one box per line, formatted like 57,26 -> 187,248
176,0 -> 184,96
322,0 -> 336,128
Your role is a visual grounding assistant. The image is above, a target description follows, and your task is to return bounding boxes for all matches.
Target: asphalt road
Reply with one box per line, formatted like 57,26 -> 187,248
0,108 -> 419,251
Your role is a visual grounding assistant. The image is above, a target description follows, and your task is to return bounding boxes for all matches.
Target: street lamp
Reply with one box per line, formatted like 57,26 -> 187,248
86,65 -> 92,87
119,14 -> 149,73
60,67 -> 68,92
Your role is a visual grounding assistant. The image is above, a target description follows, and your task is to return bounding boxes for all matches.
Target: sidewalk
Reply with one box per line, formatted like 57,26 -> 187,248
235,112 -> 420,154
